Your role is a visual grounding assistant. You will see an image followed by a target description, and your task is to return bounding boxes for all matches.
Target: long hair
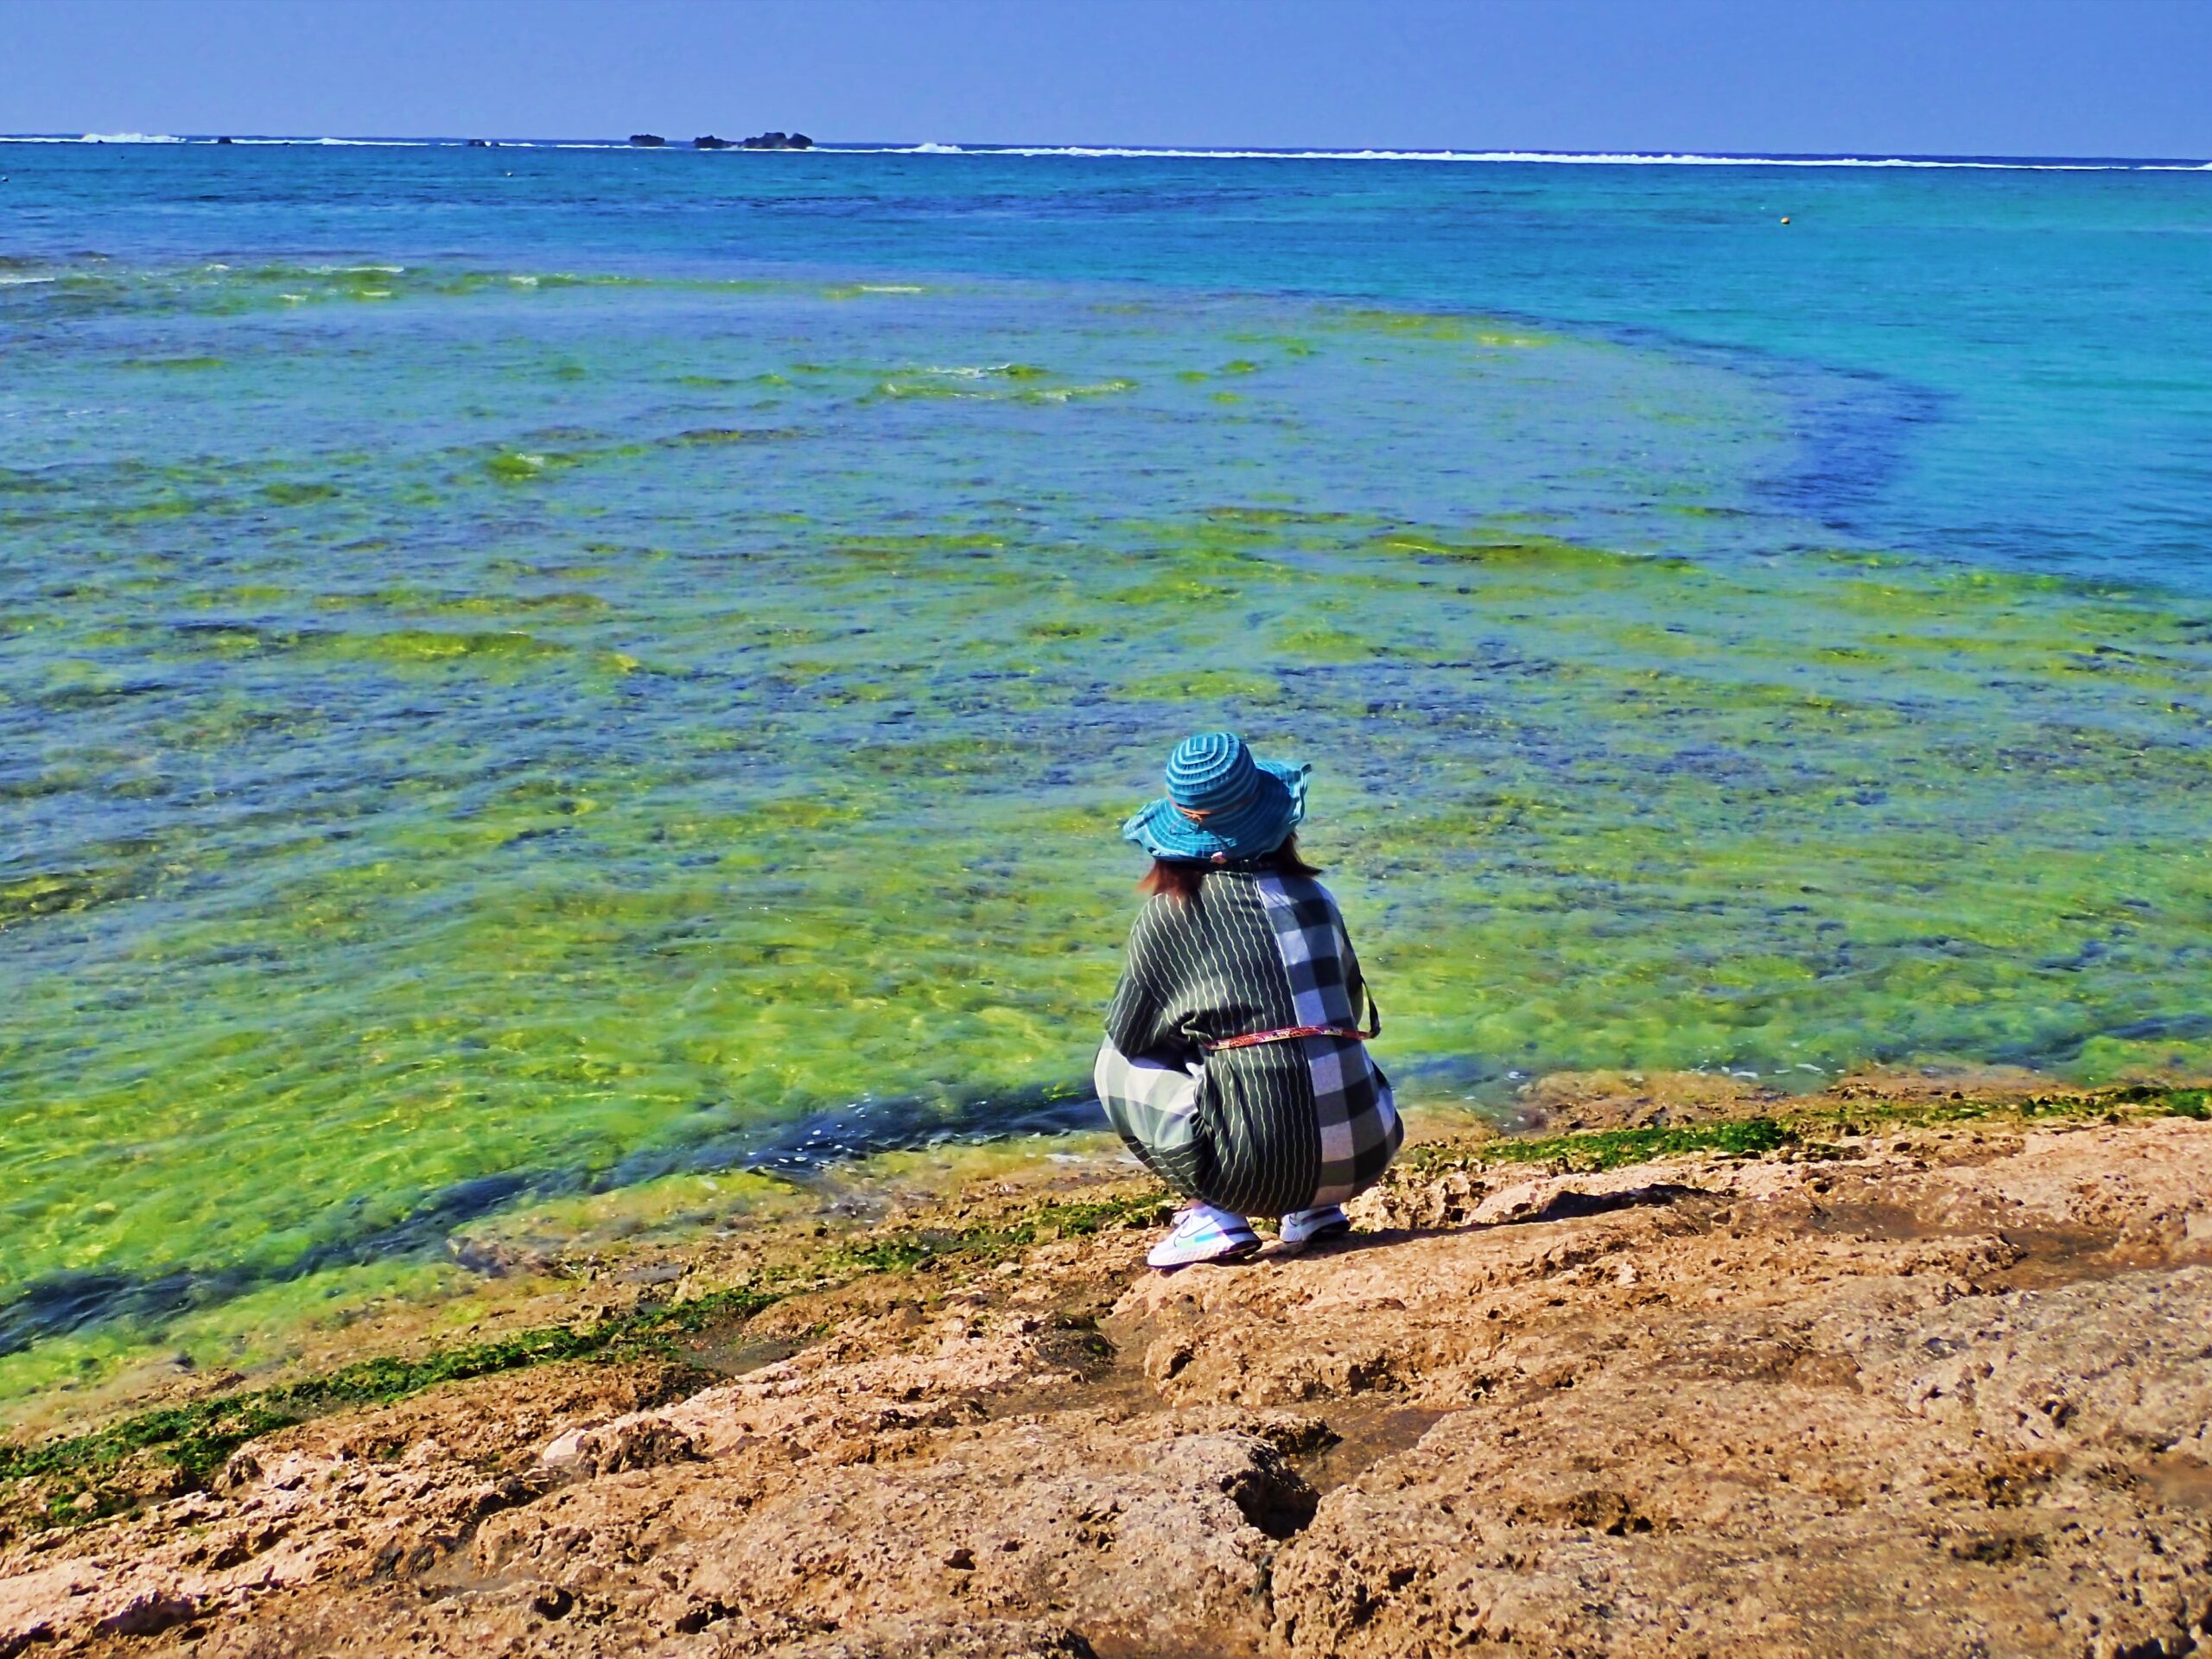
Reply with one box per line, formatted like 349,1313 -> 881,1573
1139,833 -> 1321,902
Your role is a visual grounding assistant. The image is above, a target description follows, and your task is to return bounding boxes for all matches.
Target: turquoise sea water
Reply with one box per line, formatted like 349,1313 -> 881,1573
3,143 -> 2209,1395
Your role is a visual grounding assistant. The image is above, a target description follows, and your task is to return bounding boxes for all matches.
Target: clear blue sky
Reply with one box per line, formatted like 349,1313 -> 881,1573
4,0 -> 2207,157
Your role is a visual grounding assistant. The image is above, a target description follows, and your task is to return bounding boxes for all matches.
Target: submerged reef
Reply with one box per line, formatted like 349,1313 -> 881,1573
2,267 -> 2206,1407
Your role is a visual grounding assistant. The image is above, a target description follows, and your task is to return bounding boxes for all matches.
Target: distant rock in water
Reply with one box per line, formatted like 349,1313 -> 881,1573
689,131 -> 810,151
466,138 -> 494,149
628,133 -> 667,148
214,137 -> 234,146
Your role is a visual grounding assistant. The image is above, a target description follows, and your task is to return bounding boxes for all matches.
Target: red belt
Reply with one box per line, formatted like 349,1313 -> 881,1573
1204,994 -> 1381,1052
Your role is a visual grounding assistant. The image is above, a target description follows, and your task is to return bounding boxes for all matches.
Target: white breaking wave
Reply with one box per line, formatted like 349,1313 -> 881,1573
846,143 -> 2210,171
0,131 -> 188,144
216,136 -> 498,146
906,144 -> 2202,171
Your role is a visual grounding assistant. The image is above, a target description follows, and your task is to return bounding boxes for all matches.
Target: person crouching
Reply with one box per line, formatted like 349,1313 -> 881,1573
1095,731 -> 1403,1269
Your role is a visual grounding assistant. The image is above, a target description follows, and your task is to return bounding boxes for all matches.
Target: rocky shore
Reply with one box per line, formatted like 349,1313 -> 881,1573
3,1081 -> 2208,1657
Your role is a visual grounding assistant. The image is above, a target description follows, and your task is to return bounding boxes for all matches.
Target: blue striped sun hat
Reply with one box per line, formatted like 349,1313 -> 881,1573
1122,731 -> 1309,861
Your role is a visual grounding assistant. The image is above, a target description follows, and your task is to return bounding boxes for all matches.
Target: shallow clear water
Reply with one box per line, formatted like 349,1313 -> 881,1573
2,144 -> 2209,1396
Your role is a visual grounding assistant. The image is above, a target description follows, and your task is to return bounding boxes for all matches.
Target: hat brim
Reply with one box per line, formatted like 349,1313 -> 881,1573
1122,759 -> 1309,861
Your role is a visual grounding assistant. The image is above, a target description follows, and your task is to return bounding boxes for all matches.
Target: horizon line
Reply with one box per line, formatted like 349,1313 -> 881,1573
5,133 -> 2211,169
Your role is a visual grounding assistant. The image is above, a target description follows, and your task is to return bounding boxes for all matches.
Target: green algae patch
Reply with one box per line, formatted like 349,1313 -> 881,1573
260,481 -> 340,507
120,356 -> 226,372
468,439 -> 638,485
874,370 -> 1135,405
819,1192 -> 1167,1277
353,590 -> 613,620
1332,308 -> 1557,348
1451,1116 -> 1795,1173
664,427 -> 800,447
1123,667 -> 1280,702
1372,529 -> 1688,574
1786,1084 -> 2212,1136
1202,505 -> 1361,528
1016,378 -> 1137,404
311,628 -> 571,668
485,450 -> 553,481
452,1169 -> 804,1255
827,531 -> 1008,565
50,260 -> 741,321
0,868 -> 141,927
1273,622 -> 1370,663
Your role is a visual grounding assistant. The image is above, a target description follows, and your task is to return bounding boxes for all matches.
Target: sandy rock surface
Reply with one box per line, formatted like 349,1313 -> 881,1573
3,1116 -> 2208,1657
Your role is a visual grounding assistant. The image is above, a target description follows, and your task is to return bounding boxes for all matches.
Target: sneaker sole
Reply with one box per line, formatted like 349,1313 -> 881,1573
1150,1236 -> 1262,1271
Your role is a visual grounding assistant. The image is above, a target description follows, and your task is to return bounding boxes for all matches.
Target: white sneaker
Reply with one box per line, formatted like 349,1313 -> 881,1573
1278,1204 -> 1352,1247
1147,1205 -> 1262,1269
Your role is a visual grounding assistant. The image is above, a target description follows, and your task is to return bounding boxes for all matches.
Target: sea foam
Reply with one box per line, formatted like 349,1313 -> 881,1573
861,143 -> 2209,171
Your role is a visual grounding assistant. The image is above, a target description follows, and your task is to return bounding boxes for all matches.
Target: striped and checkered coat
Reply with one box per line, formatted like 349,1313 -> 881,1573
1093,870 -> 1402,1217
